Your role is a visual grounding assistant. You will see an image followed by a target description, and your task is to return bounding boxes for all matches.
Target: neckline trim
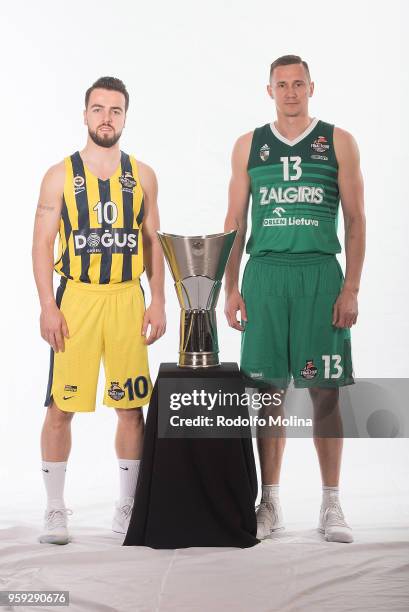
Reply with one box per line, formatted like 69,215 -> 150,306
269,117 -> 319,147
77,151 -> 123,182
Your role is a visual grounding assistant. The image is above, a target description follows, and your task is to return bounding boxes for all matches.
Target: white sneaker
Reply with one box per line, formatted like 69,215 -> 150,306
39,508 -> 73,545
112,496 -> 134,534
256,499 -> 285,539
318,502 -> 354,543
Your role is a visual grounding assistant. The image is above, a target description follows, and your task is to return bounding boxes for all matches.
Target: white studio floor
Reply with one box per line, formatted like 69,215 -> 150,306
1,439 -> 408,612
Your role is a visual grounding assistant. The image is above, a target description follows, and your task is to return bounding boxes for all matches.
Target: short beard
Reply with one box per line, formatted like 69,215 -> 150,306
88,127 -> 122,148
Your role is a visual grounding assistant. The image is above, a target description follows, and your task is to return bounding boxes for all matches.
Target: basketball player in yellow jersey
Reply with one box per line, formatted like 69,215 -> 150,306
32,77 -> 166,545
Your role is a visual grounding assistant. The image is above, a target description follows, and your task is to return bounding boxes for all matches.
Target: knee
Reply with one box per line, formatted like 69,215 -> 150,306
309,388 -> 340,422
116,408 -> 144,427
309,387 -> 339,405
46,401 -> 74,428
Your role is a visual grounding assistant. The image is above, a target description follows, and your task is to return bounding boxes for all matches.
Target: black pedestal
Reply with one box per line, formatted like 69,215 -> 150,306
123,363 -> 259,549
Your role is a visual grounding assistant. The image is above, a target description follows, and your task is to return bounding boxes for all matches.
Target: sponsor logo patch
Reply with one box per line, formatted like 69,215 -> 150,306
64,385 -> 78,393
263,217 -> 319,227
73,228 -> 139,255
311,154 -> 328,161
272,206 -> 285,217
264,217 -> 287,226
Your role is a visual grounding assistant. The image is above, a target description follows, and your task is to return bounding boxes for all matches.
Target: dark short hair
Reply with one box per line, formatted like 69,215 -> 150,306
269,55 -> 311,82
85,76 -> 129,111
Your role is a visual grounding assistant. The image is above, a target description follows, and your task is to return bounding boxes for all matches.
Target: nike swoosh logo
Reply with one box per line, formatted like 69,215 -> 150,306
63,396 -> 74,400
120,467 -> 129,471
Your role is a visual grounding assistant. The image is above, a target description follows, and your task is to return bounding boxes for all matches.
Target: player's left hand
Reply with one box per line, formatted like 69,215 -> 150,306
332,289 -> 358,328
141,302 -> 166,345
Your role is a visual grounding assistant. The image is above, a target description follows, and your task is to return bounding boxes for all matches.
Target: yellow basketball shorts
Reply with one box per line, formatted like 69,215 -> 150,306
44,277 -> 153,412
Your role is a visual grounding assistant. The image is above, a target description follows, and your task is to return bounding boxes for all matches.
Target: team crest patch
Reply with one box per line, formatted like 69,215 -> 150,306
311,136 -> 330,154
119,172 -> 137,191
259,144 -> 270,162
300,360 -> 318,380
73,175 -> 85,194
108,382 -> 125,401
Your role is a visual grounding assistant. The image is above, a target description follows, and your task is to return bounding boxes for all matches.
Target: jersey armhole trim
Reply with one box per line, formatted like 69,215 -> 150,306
246,127 -> 263,172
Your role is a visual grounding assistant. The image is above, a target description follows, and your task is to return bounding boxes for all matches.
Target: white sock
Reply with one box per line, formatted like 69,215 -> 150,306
42,461 -> 67,510
322,485 -> 339,508
261,484 -> 280,503
118,459 -> 140,502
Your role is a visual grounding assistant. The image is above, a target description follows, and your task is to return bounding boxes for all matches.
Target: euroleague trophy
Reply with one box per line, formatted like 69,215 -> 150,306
123,229 -> 258,549
157,230 -> 237,367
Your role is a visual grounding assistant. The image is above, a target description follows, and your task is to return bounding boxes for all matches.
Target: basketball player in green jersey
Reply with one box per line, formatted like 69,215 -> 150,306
224,56 -> 365,543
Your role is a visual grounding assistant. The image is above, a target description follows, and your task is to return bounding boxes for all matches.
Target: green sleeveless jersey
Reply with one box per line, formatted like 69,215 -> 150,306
246,118 -> 341,255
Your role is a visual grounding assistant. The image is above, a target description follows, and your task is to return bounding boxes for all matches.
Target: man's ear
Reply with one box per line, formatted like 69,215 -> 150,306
83,109 -> 87,125
266,84 -> 274,100
309,81 -> 315,98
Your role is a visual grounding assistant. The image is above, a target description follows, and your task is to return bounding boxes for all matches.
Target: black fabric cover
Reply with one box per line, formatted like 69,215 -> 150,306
123,363 -> 259,549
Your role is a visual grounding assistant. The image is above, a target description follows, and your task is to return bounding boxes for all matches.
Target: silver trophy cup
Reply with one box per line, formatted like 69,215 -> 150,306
157,230 -> 237,368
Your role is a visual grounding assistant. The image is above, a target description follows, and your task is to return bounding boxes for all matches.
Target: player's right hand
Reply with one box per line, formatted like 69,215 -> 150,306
224,289 -> 248,332
40,303 -> 70,352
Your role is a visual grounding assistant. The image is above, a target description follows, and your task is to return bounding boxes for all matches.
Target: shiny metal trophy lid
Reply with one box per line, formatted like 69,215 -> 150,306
158,230 -> 237,368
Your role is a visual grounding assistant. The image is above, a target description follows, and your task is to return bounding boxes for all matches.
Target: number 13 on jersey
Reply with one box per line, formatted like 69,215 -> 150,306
280,156 -> 302,181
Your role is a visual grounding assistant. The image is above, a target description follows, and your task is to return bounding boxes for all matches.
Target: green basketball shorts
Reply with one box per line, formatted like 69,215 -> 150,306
240,253 -> 354,389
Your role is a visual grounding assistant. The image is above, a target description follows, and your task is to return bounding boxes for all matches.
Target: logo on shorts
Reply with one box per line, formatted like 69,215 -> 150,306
64,385 -> 78,393
119,172 -> 137,192
73,175 -> 85,194
311,136 -> 329,154
259,144 -> 270,162
108,382 -> 125,401
300,360 -> 318,379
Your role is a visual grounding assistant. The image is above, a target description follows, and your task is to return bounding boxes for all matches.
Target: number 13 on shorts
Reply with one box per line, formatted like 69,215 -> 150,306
322,354 -> 343,379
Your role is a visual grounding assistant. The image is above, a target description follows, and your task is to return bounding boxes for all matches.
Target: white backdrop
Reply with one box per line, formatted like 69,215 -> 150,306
0,0 -> 408,522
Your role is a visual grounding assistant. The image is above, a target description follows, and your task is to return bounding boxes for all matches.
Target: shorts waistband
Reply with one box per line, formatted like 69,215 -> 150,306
249,253 -> 336,266
59,277 -> 142,293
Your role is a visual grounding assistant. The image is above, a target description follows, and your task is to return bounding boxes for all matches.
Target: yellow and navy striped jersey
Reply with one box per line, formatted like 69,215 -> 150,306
54,151 -> 145,284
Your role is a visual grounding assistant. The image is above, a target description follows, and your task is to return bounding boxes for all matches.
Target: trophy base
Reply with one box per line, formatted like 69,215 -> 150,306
178,352 -> 220,368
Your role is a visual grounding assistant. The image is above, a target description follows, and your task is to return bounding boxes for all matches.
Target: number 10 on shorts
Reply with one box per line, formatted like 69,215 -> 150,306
322,355 -> 343,379
124,376 -> 149,400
